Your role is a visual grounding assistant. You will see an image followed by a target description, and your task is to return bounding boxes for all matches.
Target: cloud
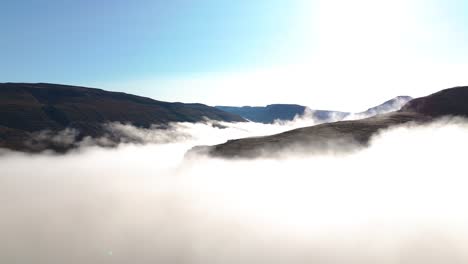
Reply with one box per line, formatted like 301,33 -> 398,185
26,128 -> 80,149
2,118 -> 468,263
20,116 -> 338,153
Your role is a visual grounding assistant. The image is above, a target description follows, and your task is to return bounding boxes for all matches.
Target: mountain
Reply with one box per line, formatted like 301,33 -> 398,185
216,96 -> 412,124
401,88 -> 468,116
216,104 -> 350,124
0,83 -> 245,152
216,104 -> 308,123
189,87 -> 467,158
353,96 -> 413,118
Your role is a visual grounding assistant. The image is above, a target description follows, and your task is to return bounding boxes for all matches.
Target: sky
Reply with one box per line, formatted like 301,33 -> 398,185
2,0 -> 468,111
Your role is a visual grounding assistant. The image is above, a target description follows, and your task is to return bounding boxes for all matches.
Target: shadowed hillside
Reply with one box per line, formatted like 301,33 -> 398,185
401,87 -> 468,116
0,83 -> 245,152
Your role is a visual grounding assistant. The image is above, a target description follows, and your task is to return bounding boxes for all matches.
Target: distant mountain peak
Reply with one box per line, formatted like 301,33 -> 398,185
354,95 -> 413,118
216,96 -> 413,124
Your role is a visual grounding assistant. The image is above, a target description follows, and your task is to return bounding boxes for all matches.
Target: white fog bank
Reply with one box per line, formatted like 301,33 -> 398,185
1,118 -> 468,263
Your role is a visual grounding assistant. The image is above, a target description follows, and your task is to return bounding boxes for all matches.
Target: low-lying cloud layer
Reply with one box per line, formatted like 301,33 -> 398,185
2,118 -> 468,263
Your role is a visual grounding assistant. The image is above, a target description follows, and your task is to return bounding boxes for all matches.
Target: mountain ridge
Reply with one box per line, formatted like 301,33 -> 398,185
189,87 -> 468,158
216,96 -> 412,124
0,82 -> 245,152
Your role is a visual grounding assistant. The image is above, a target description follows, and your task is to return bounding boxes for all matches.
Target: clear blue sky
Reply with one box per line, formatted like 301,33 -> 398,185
1,0 -> 312,83
2,0 -> 468,110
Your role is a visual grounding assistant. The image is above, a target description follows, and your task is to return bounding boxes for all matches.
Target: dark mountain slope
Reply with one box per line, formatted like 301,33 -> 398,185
401,87 -> 468,117
0,83 -> 245,152
190,87 -> 468,158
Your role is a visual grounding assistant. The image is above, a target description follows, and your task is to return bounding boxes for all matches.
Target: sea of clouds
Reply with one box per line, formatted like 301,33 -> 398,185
1,117 -> 468,264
